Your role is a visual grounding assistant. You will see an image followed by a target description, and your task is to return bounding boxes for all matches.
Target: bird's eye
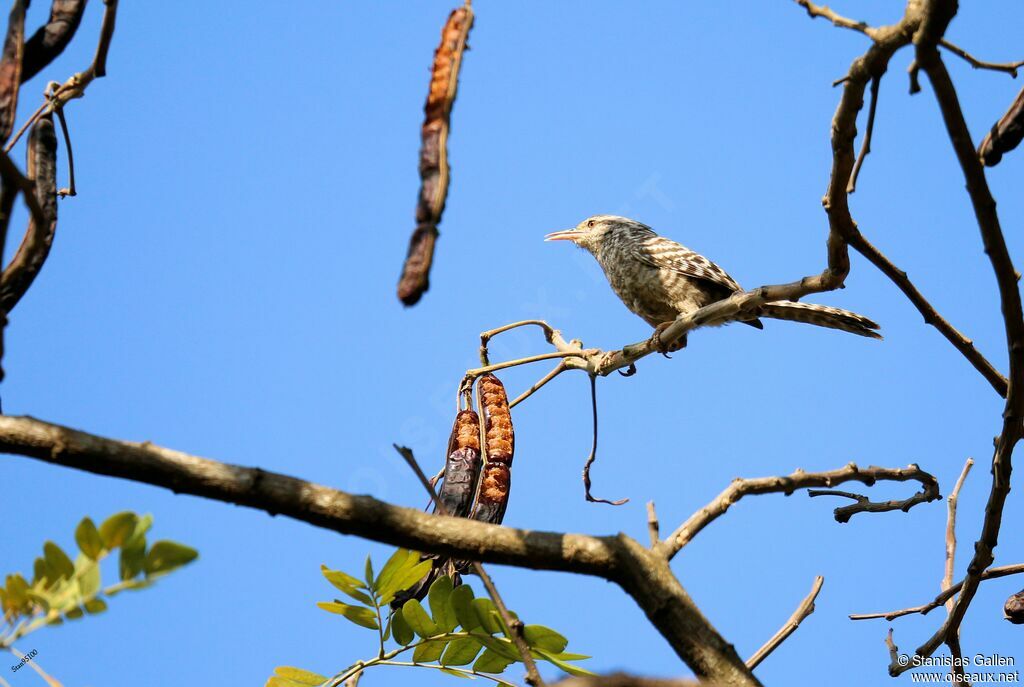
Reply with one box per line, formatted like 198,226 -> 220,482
587,220 -> 596,228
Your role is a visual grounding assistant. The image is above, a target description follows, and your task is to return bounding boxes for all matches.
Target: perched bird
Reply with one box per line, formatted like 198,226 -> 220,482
545,215 -> 880,350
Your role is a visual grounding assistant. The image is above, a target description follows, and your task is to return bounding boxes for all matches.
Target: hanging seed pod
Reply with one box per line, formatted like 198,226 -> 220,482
470,462 -> 511,525
479,373 -> 513,466
0,0 -> 26,143
1,113 -> 58,315
437,409 -> 481,518
1006,589 -> 1024,625
979,85 -> 1024,167
397,4 -> 474,306
22,0 -> 87,84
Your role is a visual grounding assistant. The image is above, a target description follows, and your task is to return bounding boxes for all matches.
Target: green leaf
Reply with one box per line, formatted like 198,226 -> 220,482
321,566 -> 373,605
32,557 -> 48,586
374,548 -> 415,594
472,633 -> 520,661
65,605 -> 84,620
273,667 -> 329,685
83,598 -> 107,614
441,636 -> 484,666
120,533 -> 146,581
450,584 -> 478,630
43,542 -> 75,581
379,559 -> 433,604
473,648 -> 514,674
364,555 -> 375,591
439,667 -> 471,679
75,517 -> 105,560
316,601 -> 379,630
535,648 -> 595,676
77,560 -> 100,597
98,512 -> 138,549
412,638 -> 448,663
402,598 -> 441,638
144,541 -> 199,576
428,575 -> 457,632
472,598 -> 504,635
391,608 -> 414,645
523,625 -> 568,653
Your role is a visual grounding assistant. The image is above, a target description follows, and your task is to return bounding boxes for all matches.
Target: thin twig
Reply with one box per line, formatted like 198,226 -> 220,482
847,75 -> 881,193
54,107 -> 74,197
582,374 -> 627,506
6,647 -> 61,687
746,576 -> 824,669
939,39 -> 1024,78
646,501 -> 660,547
795,0 -> 874,38
509,361 -> 567,409
849,563 -> 1024,620
394,445 -> 545,687
943,458 -> 974,612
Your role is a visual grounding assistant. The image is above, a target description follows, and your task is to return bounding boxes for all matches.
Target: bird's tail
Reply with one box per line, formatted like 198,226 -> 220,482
761,301 -> 882,339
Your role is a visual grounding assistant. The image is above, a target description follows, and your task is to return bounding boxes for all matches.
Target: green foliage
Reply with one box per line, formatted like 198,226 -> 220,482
273,548 -> 593,687
0,512 -> 198,649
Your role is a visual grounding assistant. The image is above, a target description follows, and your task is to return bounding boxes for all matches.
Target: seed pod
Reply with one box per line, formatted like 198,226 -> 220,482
979,85 -> 1024,167
470,462 -> 511,525
397,5 -> 474,306
436,409 -> 481,518
1006,589 -> 1024,625
22,0 -> 87,84
1,113 -> 58,315
0,0 -> 26,143
479,373 -> 513,466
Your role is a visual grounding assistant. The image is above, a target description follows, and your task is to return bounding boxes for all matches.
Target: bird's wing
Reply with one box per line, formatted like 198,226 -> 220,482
629,234 -> 743,292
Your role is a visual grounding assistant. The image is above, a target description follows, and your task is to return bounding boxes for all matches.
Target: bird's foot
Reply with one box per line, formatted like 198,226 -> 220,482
652,322 -> 686,357
618,362 -> 638,377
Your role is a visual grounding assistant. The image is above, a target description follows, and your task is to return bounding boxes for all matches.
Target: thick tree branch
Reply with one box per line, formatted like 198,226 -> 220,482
0,415 -> 760,686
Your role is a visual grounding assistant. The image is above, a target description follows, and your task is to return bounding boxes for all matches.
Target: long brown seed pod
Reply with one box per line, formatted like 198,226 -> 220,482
397,4 -> 473,306
1,114 -> 58,314
0,0 -> 26,143
437,409 -> 481,518
470,462 -> 511,525
979,85 -> 1024,167
478,373 -> 513,466
22,0 -> 87,84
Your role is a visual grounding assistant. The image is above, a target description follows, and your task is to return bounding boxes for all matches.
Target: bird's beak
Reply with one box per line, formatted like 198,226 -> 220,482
544,229 -> 579,242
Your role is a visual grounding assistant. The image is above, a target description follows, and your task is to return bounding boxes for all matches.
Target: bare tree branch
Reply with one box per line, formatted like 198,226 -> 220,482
664,463 -> 939,559
746,576 -> 824,670
0,414 -> 761,686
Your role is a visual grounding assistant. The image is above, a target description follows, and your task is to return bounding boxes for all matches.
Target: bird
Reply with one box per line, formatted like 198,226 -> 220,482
545,215 -> 880,350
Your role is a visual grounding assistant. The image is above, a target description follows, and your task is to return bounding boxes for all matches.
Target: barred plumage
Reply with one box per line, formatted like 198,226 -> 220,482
546,215 -> 881,348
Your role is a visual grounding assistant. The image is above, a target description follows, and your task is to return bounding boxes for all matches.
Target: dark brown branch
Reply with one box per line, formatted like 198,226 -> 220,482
21,0 -> 87,84
0,415 -> 760,686
664,463 -> 939,559
905,33 -> 1024,670
582,374 -> 626,506
806,475 -> 940,522
746,576 -> 823,670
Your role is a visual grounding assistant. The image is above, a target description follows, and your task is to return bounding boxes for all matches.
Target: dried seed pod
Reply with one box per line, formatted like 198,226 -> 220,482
1,113 -> 59,314
979,85 -> 1024,167
470,462 -> 511,525
22,0 -> 87,84
437,409 -> 481,518
397,5 -> 474,306
479,373 -> 514,465
1006,589 -> 1024,625
0,0 -> 26,143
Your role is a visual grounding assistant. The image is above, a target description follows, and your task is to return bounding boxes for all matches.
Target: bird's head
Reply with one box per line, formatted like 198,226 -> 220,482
544,215 -> 653,254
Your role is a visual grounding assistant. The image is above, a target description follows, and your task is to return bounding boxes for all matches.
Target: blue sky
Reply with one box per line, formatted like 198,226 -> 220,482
3,1 -> 1024,685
